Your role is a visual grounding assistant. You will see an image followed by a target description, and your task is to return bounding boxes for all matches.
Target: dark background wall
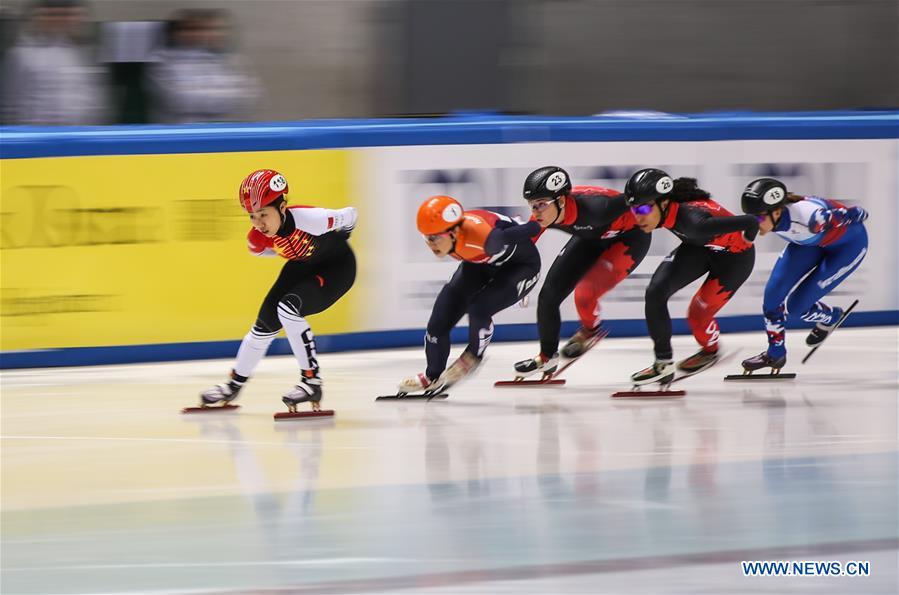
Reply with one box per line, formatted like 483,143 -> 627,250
4,0 -> 897,120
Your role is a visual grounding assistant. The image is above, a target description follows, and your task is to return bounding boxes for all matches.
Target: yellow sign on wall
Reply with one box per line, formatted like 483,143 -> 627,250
1,150 -> 357,351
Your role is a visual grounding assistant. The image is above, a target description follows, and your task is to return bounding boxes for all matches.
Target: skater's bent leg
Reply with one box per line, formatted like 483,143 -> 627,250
233,324 -> 280,379
538,237 -> 601,356
466,299 -> 498,358
277,293 -> 319,373
537,282 -> 565,356
645,246 -> 708,360
574,232 -> 650,329
467,263 -> 538,357
687,248 -> 754,352
275,250 -> 357,376
231,276 -> 288,379
425,267 -> 476,380
761,244 -> 819,358
763,304 -> 787,359
787,231 -> 867,325
292,251 -> 357,318
644,276 -> 676,361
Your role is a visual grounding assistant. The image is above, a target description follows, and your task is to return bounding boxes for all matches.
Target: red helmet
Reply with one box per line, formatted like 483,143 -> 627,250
239,169 -> 288,213
417,195 -> 464,235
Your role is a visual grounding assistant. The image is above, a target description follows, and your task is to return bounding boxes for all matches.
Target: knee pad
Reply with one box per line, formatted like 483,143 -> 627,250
252,318 -> 280,335
278,293 -> 303,318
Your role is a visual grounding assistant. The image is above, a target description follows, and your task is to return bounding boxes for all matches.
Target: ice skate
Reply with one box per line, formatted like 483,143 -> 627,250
200,383 -> 241,406
611,360 -> 684,398
723,352 -> 796,381
630,359 -> 675,387
676,348 -> 719,375
801,299 -> 858,365
436,351 -> 481,390
806,307 -> 844,347
561,326 -> 605,358
184,373 -> 246,412
742,351 -> 787,374
513,352 -> 559,380
396,373 -> 445,396
281,370 -> 324,413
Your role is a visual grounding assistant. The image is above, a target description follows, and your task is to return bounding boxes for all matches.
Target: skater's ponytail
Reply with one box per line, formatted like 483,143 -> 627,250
668,178 -> 712,203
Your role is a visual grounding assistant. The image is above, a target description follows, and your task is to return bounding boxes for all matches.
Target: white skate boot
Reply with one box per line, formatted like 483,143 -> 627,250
436,351 -> 481,389
200,372 -> 245,407
513,352 -> 560,380
630,359 -> 675,386
397,372 -> 444,396
282,370 -> 324,412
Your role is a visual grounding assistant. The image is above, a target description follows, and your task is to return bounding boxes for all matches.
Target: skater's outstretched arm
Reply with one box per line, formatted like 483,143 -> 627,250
484,220 -> 542,255
289,206 -> 358,236
809,205 -> 868,233
679,208 -> 760,242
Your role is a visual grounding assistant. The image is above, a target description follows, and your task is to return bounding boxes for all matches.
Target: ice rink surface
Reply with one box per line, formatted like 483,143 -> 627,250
2,327 -> 897,594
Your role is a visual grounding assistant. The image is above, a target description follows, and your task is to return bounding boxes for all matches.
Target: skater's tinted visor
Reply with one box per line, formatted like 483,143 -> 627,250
630,204 -> 654,216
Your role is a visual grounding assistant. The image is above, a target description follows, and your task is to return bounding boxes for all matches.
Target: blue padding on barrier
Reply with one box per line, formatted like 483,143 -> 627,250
1,310 -> 895,369
2,111 -> 897,159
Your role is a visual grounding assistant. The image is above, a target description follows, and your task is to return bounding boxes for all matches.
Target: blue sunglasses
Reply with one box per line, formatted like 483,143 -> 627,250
630,204 -> 654,216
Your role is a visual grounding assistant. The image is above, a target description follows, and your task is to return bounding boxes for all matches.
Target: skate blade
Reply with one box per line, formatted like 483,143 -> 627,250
494,378 -> 566,387
181,404 -> 240,414
611,389 -> 685,398
274,410 -> 335,420
375,392 -> 449,401
724,373 -> 796,381
801,299 -> 859,365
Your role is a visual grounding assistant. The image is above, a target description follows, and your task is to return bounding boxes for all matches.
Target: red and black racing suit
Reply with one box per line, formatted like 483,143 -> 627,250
535,186 -> 651,357
644,199 -> 757,360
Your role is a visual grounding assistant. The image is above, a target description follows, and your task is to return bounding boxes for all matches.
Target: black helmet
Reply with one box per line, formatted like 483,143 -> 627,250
741,178 -> 787,214
624,168 -> 673,206
523,166 -> 571,200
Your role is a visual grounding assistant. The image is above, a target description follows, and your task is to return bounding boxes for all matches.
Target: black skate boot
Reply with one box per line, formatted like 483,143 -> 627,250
282,369 -> 323,412
676,348 -> 719,375
630,359 -> 675,386
741,352 -> 787,374
561,326 -> 605,358
806,307 -> 844,346
514,352 -> 560,380
200,371 -> 246,407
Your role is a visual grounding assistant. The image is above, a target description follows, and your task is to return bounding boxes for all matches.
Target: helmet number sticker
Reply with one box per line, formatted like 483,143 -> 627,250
545,172 -> 568,191
269,174 -> 287,192
442,203 -> 463,222
763,187 -> 784,205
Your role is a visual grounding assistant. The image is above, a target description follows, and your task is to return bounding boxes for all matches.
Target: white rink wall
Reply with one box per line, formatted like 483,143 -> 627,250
357,138 -> 899,331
